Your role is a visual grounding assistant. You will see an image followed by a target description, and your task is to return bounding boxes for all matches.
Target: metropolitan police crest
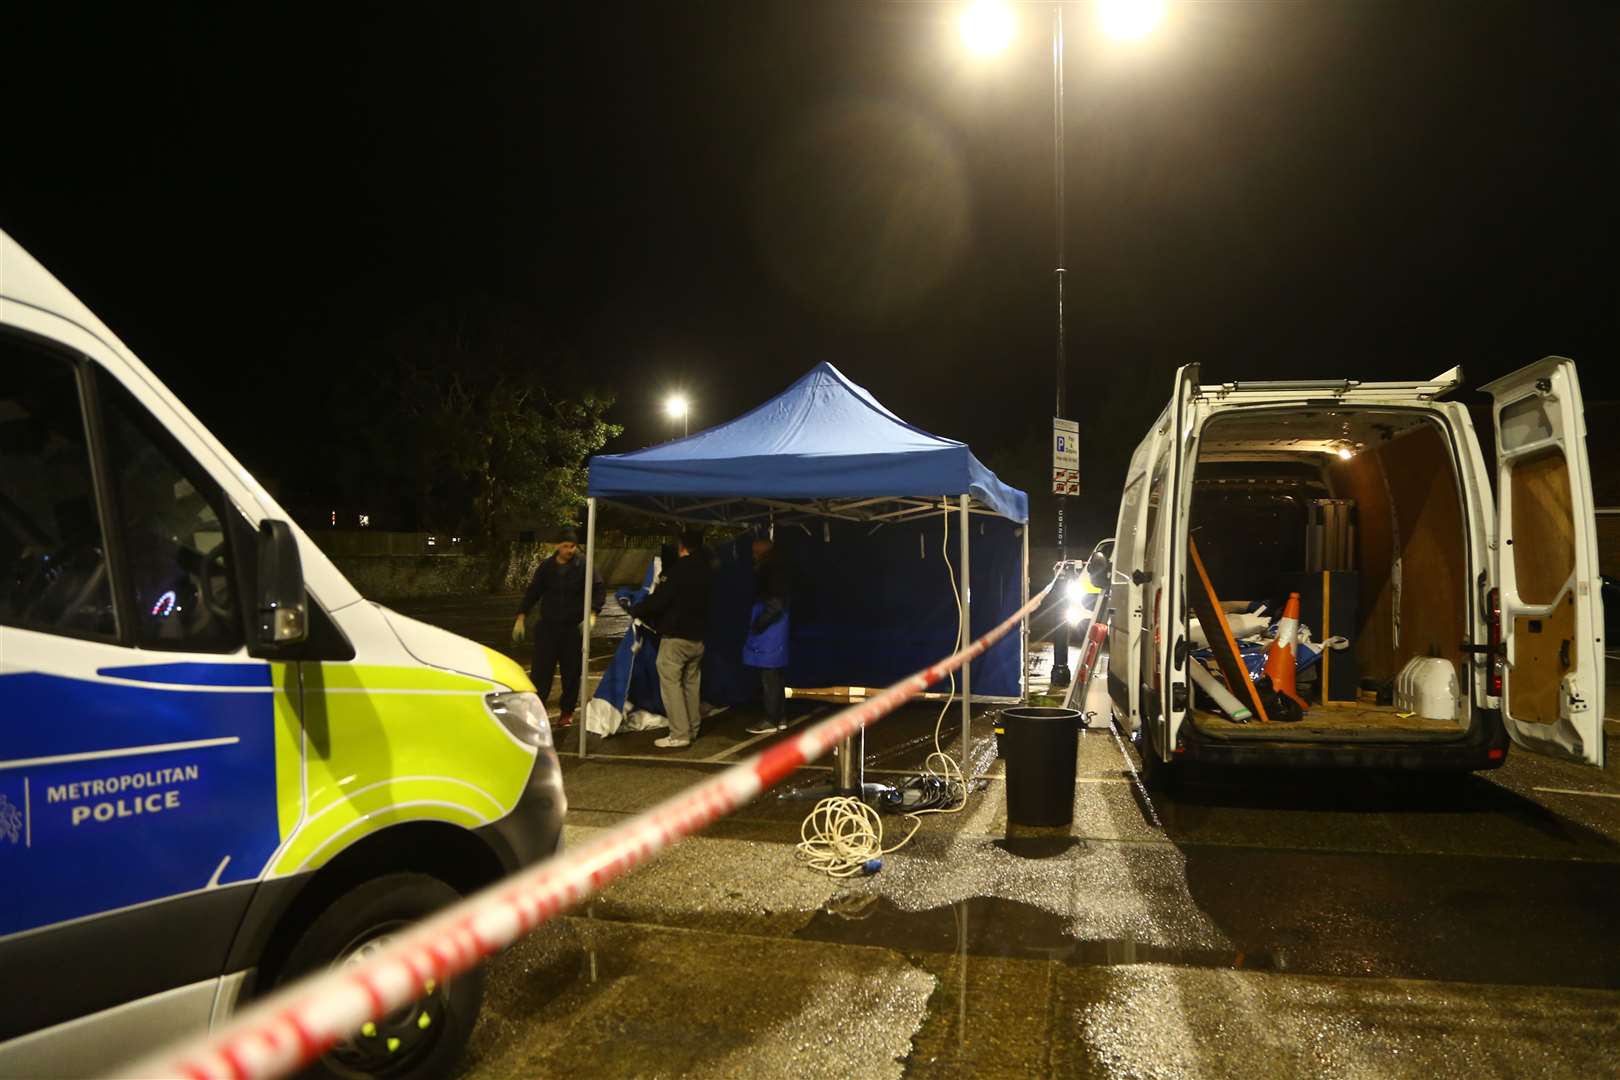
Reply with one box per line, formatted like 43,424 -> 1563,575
0,794 -> 20,844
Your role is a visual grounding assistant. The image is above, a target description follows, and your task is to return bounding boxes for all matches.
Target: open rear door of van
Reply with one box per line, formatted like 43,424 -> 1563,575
1145,363 -> 1201,761
1484,357 -> 1606,766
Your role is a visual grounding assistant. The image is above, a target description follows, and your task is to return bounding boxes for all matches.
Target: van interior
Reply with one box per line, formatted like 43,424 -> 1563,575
1187,408 -> 1473,742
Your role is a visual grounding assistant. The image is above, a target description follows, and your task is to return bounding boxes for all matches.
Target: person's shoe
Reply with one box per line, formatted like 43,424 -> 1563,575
653,736 -> 691,749
557,711 -> 575,727
746,720 -> 788,735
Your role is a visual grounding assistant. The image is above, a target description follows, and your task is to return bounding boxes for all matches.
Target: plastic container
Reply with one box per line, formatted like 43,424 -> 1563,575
999,707 -> 1082,827
1395,657 -> 1459,721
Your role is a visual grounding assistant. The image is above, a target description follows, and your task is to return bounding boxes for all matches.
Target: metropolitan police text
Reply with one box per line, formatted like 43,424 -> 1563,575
46,764 -> 201,803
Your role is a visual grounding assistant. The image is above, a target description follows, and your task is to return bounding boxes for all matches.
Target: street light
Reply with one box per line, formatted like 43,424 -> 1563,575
960,0 -> 1015,56
665,393 -> 690,438
1098,0 -> 1166,42
956,0 -> 1162,689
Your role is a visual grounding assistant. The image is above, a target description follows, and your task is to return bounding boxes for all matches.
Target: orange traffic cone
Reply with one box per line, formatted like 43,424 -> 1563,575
1264,592 -> 1309,710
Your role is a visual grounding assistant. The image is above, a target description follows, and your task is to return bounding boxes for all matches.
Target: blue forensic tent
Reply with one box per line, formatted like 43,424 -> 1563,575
588,363 -> 1026,519
574,363 -> 1030,757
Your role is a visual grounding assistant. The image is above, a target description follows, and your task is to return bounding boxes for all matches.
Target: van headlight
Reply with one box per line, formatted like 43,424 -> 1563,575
485,691 -> 553,748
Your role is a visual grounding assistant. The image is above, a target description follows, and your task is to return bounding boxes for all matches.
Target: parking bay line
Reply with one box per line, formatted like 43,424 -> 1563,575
703,705 -> 834,764
1533,786 -> 1620,800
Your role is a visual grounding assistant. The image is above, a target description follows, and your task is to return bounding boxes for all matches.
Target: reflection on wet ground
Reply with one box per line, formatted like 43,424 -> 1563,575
802,851 -> 1620,991
454,713 -> 1620,1078
405,597 -> 1620,1078
800,895 -> 1279,973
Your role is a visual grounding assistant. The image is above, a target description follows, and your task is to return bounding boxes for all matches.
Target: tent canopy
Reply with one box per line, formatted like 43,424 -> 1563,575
587,362 -> 1028,524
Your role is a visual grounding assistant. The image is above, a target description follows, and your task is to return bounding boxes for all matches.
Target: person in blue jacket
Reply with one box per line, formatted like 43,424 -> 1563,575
744,536 -> 792,734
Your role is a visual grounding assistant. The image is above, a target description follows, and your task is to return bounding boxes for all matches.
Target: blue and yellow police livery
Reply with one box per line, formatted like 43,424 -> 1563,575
0,230 -> 565,1078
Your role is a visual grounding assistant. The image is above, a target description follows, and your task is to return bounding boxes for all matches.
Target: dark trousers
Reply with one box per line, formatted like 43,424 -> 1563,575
531,620 -> 583,714
760,667 -> 786,726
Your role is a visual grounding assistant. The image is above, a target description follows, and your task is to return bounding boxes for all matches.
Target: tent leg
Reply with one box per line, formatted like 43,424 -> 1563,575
1020,520 -> 1030,704
959,495 -> 971,767
578,498 -> 597,761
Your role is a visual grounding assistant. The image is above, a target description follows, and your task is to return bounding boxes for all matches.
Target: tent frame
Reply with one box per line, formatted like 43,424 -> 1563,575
577,491 -> 1030,761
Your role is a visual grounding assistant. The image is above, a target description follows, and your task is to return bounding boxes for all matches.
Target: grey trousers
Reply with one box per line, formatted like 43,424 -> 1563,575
656,637 -> 706,742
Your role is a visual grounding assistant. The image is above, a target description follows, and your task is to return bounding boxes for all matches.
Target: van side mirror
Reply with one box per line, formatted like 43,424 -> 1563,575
256,520 -> 307,649
1086,551 -> 1110,589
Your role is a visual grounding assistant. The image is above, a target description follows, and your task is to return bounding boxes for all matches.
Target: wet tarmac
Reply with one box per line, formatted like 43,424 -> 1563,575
397,595 -> 1620,1079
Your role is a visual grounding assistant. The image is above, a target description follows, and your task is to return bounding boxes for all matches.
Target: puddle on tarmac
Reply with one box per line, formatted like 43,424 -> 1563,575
797,895 -> 1278,974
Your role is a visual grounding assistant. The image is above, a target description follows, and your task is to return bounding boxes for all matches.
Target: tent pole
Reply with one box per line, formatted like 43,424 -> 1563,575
959,495 -> 971,767
1021,520 -> 1030,703
578,497 -> 597,761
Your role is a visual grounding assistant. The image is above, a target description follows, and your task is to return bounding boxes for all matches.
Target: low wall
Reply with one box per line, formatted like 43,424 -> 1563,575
328,546 -> 657,601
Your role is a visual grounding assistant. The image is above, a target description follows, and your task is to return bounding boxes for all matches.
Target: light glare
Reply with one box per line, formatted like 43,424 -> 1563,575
960,1 -> 1015,57
665,394 -> 689,419
1097,0 -> 1165,42
1336,445 -> 1353,460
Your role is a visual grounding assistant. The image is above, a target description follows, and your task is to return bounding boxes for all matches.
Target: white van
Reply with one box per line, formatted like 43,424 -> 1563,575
1106,361 -> 1604,785
0,230 -> 565,1077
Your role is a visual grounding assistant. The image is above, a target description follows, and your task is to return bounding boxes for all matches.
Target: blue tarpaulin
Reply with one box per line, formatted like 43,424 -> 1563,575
780,514 -> 1023,697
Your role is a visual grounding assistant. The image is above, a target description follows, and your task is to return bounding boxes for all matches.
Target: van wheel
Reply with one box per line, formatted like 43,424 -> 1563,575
272,873 -> 484,1080
1137,743 -> 1180,794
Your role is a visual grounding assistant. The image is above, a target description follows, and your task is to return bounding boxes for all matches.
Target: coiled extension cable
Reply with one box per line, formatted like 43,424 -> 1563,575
796,505 -> 971,877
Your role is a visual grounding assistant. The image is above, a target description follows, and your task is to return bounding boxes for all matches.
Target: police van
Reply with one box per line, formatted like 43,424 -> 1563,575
0,230 -> 566,1077
1107,362 -> 1604,785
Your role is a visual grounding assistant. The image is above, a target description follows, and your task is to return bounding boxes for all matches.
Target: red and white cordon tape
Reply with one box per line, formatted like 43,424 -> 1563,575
121,575 -> 1060,1080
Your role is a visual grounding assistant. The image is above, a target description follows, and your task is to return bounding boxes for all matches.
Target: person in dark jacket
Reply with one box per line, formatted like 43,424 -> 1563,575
512,527 -> 605,726
744,537 -> 791,734
629,527 -> 711,748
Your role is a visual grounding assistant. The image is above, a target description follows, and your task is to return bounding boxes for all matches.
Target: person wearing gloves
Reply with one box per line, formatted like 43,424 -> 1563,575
743,536 -> 791,734
512,527 -> 604,727
629,528 -> 711,748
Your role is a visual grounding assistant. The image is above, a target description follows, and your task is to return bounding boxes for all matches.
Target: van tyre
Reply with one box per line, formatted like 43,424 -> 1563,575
1138,742 -> 1180,793
273,873 -> 484,1080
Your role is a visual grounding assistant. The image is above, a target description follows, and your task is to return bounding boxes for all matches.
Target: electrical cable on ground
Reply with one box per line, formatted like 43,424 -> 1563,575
796,504 -> 971,876
126,566 -> 1062,1080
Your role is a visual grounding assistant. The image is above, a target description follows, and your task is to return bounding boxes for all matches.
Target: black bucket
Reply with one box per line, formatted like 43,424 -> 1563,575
1000,706 -> 1082,827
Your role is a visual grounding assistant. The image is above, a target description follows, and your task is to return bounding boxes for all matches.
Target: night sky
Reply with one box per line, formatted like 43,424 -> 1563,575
4,1 -> 1616,543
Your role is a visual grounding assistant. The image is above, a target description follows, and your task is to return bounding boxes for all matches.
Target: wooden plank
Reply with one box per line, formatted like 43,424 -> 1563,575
1188,536 -> 1270,723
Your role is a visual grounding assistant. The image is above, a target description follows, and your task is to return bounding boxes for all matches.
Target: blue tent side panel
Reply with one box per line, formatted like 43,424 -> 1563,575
779,515 -> 1021,698
697,536 -> 759,708
602,537 -> 760,717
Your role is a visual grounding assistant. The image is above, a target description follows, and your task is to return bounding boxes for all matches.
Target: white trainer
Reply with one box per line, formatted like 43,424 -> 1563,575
653,736 -> 692,749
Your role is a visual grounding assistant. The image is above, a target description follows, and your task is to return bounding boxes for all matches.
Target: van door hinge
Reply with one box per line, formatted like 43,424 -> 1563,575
1170,682 -> 1189,712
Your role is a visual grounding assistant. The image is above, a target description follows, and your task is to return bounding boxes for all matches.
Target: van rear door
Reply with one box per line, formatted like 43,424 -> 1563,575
1484,357 -> 1605,766
1140,364 -> 1199,762
1106,428 -> 1161,732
